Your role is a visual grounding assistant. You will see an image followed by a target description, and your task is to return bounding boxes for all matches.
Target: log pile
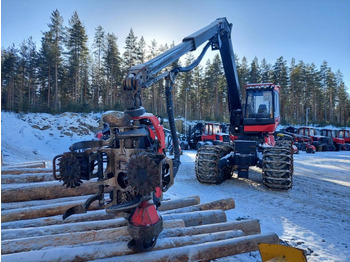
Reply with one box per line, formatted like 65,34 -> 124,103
1,164 -> 279,261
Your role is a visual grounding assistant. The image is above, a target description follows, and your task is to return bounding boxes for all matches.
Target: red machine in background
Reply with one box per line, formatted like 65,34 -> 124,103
338,129 -> 350,150
320,128 -> 346,151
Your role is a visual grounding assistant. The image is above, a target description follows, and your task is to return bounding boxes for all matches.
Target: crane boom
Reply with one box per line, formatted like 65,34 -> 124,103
123,17 -> 243,135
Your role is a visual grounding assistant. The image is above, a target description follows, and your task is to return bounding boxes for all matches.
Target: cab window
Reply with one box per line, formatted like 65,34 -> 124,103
246,90 -> 273,119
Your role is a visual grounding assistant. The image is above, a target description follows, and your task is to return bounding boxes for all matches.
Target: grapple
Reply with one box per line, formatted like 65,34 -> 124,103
53,111 -> 174,252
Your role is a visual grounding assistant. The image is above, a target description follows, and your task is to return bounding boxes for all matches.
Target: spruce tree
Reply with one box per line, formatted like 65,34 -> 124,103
237,56 -> 249,99
260,58 -> 272,83
248,57 -> 261,83
123,28 -> 139,69
66,11 -> 89,107
137,36 -> 146,64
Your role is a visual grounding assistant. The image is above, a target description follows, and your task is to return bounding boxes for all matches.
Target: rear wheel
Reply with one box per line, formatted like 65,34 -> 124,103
195,145 -> 234,184
262,139 -> 293,190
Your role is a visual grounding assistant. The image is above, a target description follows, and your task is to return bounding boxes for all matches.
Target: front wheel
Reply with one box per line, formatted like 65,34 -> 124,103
262,139 -> 293,190
195,145 -> 234,184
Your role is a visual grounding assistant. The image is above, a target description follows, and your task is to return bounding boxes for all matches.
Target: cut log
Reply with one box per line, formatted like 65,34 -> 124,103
1,219 -> 189,254
1,167 -> 50,175
160,219 -> 261,237
162,209 -> 227,227
1,180 -> 100,203
1,200 -> 102,222
1,195 -> 204,228
1,230 -> 244,262
163,198 -> 235,214
1,219 -> 185,241
1,173 -> 55,184
157,195 -> 200,211
92,232 -> 280,262
1,195 -> 98,210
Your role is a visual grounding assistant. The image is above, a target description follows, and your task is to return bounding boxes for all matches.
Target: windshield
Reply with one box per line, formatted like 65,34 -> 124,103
246,90 -> 273,118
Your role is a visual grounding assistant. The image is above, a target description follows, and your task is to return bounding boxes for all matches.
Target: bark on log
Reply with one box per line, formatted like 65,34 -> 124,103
1,219 -> 185,241
1,200 -> 102,222
1,195 -> 97,210
162,210 -> 227,227
92,232 -> 279,262
1,180 -> 100,203
1,219 -> 190,254
1,195 -> 204,228
160,219 -> 261,238
1,167 -> 50,175
157,195 -> 200,211
1,173 -> 55,184
163,198 -> 235,214
2,208 -> 225,231
1,230 -> 244,262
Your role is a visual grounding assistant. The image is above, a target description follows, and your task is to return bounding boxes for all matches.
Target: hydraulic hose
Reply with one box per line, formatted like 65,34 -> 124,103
165,76 -> 181,177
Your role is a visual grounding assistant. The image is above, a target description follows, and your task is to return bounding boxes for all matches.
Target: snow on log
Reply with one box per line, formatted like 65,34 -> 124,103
1,173 -> 55,183
162,197 -> 235,214
1,209 -> 113,229
1,230 -> 245,262
1,219 -> 187,255
0,164 -> 280,261
157,195 -> 200,211
1,219 -> 185,241
1,180 -> 100,202
1,167 -> 51,175
90,232 -> 279,262
1,200 -> 101,222
1,195 -> 205,226
160,219 -> 261,237
1,195 -> 96,210
162,209 -> 227,227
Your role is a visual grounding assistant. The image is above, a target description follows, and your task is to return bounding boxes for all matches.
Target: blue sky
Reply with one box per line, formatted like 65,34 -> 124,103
2,0 -> 350,89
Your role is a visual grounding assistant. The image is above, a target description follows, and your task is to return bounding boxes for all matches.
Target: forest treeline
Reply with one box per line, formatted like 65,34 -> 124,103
2,10 -> 349,126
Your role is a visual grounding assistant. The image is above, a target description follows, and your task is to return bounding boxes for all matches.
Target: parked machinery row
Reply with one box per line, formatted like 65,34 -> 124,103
282,126 -> 350,152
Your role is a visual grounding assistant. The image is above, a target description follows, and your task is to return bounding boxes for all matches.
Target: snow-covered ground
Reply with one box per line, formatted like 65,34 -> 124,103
1,112 -> 350,261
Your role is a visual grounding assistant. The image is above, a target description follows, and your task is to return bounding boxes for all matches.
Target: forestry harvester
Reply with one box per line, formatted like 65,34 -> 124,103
53,17 -> 293,253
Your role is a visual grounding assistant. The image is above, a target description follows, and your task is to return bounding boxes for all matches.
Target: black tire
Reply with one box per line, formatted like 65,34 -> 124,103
196,141 -> 205,150
262,139 -> 293,190
213,140 -> 224,146
180,141 -> 189,150
195,145 -> 234,184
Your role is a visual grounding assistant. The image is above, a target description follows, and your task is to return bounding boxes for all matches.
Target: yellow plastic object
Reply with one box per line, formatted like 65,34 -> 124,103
259,243 -> 307,262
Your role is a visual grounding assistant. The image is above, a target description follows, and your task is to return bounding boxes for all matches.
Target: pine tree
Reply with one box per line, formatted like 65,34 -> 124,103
48,9 -> 64,111
103,33 -> 122,109
272,56 -> 289,123
180,54 -> 195,119
39,31 -> 55,109
192,64 -> 203,120
92,25 -> 106,107
1,45 -> 19,110
26,37 -> 38,110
